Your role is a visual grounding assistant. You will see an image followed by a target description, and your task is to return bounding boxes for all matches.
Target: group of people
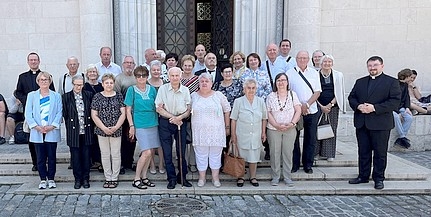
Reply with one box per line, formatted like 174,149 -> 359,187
1,37 -> 424,191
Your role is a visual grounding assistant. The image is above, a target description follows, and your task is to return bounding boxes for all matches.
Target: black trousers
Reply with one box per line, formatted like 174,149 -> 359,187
70,135 -> 91,182
356,127 -> 390,182
120,120 -> 136,169
292,112 -> 320,170
29,142 -> 37,166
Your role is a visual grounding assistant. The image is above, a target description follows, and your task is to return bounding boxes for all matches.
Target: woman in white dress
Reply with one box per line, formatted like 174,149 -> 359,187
230,78 -> 268,187
191,73 -> 231,187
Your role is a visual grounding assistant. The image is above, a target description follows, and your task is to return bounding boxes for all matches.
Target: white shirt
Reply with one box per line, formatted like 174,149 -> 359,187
286,66 -> 322,114
96,61 -> 122,82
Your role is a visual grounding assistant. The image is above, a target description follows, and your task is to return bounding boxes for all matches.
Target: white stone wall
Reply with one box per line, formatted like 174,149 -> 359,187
318,0 -> 431,94
0,0 -> 113,97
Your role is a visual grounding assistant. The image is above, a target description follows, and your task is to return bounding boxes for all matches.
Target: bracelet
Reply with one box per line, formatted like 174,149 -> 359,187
129,125 -> 134,127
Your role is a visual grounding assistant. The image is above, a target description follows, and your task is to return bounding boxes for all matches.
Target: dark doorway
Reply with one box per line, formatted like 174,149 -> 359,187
156,0 -> 233,64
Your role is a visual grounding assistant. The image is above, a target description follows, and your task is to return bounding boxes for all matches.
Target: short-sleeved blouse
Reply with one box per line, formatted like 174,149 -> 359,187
266,91 -> 301,130
124,85 -> 158,129
214,80 -> 243,108
91,92 -> 125,137
191,91 -> 231,147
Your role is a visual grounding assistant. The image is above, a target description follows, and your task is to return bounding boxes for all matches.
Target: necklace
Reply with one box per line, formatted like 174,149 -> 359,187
277,93 -> 288,111
320,69 -> 332,78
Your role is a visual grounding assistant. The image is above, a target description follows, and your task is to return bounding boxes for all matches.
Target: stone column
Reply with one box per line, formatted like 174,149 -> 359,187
114,0 -> 156,65
233,0 -> 283,58
284,1 -> 321,55
79,0 -> 114,67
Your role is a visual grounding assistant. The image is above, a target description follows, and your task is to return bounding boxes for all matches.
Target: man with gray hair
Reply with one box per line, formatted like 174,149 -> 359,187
114,55 -> 137,174
142,48 -> 157,71
58,56 -> 82,95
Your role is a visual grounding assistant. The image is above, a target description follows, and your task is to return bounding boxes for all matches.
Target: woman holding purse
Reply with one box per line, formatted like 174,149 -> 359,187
315,55 -> 346,161
266,73 -> 302,186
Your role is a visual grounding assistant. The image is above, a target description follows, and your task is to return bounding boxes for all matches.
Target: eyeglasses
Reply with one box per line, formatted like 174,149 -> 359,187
39,79 -> 50,82
135,74 -> 147,78
73,83 -> 83,87
296,57 -> 309,60
367,64 -> 382,68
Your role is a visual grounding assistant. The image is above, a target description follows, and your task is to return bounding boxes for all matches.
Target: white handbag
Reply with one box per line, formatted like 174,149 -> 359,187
317,113 -> 335,140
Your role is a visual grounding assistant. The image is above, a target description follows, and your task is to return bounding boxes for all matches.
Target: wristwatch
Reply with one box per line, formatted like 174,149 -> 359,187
330,103 -> 335,107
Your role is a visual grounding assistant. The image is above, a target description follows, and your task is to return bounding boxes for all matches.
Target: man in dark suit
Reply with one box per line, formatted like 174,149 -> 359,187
62,75 -> 94,189
15,52 -> 55,171
195,52 -> 223,88
348,56 -> 401,190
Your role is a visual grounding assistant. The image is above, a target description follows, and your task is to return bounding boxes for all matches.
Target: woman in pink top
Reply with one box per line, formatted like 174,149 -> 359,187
266,73 -> 302,186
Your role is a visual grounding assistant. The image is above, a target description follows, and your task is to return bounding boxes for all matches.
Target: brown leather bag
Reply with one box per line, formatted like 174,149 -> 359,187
223,144 -> 245,178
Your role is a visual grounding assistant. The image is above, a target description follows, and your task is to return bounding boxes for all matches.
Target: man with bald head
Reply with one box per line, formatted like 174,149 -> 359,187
192,44 -> 207,74
195,52 -> 223,88
155,67 -> 192,189
142,48 -> 157,71
96,47 -> 122,81
286,50 -> 321,174
114,55 -> 137,174
59,56 -> 82,95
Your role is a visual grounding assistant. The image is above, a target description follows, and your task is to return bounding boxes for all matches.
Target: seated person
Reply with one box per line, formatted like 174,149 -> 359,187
393,69 -> 413,148
6,91 -> 24,144
408,70 -> 431,114
0,93 -> 8,144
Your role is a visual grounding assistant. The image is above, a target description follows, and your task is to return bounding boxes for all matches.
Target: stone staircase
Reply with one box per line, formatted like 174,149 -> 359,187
0,140 -> 430,195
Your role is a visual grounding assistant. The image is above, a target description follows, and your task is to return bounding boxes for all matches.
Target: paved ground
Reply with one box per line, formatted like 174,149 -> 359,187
0,142 -> 430,216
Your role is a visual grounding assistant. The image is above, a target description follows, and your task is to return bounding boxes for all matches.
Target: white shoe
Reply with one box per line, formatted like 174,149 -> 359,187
284,178 -> 294,187
48,180 -> 56,189
197,179 -> 206,187
8,136 -> 14,144
271,179 -> 279,186
39,180 -> 47,189
212,180 -> 221,188
327,158 -> 334,162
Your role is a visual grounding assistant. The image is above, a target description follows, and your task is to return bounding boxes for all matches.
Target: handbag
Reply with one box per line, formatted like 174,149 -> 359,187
317,113 -> 335,140
23,119 -> 30,133
223,144 -> 245,178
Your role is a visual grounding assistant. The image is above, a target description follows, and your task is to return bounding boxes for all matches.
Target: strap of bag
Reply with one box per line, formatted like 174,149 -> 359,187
294,67 -> 314,94
286,56 -> 291,63
318,113 -> 330,124
265,60 -> 274,89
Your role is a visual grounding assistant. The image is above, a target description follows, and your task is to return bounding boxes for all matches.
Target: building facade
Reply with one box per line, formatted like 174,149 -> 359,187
1,0 -> 430,96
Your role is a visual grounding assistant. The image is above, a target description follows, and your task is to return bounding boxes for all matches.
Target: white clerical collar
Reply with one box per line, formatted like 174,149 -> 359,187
370,72 -> 383,79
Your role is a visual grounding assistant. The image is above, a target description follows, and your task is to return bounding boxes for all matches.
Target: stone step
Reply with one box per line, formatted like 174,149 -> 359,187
12,178 -> 431,195
0,156 -> 428,182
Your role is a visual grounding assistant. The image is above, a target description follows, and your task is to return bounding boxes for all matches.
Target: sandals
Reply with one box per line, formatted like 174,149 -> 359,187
250,178 -> 259,187
132,180 -> 147,189
237,178 -> 245,187
141,178 -> 155,187
103,181 -> 110,188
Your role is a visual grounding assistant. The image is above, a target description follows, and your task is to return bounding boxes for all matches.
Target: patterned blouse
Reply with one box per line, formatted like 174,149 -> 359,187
214,79 -> 243,109
239,68 -> 272,101
40,95 -> 50,126
91,92 -> 125,137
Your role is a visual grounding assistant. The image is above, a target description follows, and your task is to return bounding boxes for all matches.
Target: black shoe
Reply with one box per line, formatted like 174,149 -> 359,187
177,178 -> 192,187
264,152 -> 270,160
348,177 -> 369,184
32,165 -> 38,171
304,168 -> 313,174
0,137 -> 6,145
167,181 -> 176,189
291,168 -> 298,173
401,137 -> 411,148
82,180 -> 90,189
237,178 -> 245,187
394,138 -> 402,147
74,181 -> 81,189
374,181 -> 384,189
119,167 -> 125,175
